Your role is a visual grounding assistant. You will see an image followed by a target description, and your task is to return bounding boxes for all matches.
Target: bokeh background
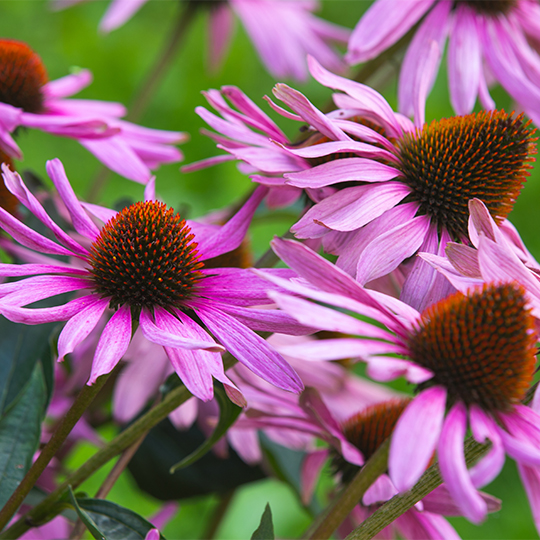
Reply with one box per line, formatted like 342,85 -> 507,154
1,1 -> 539,538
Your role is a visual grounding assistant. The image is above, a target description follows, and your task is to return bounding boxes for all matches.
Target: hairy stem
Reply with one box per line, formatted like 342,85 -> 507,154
0,373 -> 111,531
302,439 -> 390,540
346,438 -> 488,540
1,356 -> 237,539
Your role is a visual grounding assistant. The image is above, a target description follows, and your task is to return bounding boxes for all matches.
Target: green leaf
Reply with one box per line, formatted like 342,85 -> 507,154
68,486 -> 106,540
0,319 -> 56,416
68,492 -> 166,540
0,362 -> 47,508
169,385 -> 242,472
128,418 -> 265,500
251,504 -> 275,540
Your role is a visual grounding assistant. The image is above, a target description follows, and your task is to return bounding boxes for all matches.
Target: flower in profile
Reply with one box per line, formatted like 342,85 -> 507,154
258,237 -> 540,524
0,39 -> 186,183
0,159 -> 305,401
52,0 -> 349,81
347,0 -> 540,124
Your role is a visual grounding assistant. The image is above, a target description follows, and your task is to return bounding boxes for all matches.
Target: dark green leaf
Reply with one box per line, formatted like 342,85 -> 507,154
72,494 -> 166,540
0,362 -> 47,508
68,486 -> 106,540
128,418 -> 266,500
251,504 -> 274,540
0,319 -> 56,416
169,385 -> 242,472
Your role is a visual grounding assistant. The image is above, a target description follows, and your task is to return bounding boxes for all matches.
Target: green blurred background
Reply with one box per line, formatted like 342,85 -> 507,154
1,1 -> 539,538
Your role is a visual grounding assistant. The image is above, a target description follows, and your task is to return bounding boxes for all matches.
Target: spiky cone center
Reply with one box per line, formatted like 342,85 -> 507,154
397,110 -> 536,239
0,40 -> 48,113
462,0 -> 515,15
332,399 -> 411,484
408,283 -> 537,412
89,201 -> 204,314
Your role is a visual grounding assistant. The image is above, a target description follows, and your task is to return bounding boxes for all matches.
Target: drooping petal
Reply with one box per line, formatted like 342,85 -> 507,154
88,305 -> 132,384
389,386 -> 447,492
194,302 -> 303,393
362,474 -> 397,506
438,402 -> 487,524
57,297 -> 109,361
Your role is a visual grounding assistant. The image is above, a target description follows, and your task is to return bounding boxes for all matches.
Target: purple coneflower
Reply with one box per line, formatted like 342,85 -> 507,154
0,39 -> 185,183
258,237 -> 540,524
347,0 -> 540,124
52,0 -> 349,81
0,159 -> 305,401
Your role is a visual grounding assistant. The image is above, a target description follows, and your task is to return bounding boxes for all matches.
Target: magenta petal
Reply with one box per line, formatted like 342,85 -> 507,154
389,386 -> 447,492
438,402 -> 487,524
196,185 -> 268,259
88,305 -> 132,384
423,485 -> 501,516
194,303 -> 303,393
139,309 -> 224,352
468,405 -> 505,488
46,159 -> 100,241
518,463 -> 540,535
57,297 -> 108,360
301,449 -> 328,505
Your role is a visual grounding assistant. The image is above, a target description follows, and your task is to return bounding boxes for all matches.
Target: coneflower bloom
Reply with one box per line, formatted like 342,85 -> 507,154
258,237 -> 540,524
191,58 -> 537,309
52,0 -> 349,81
0,39 -> 185,183
347,0 -> 540,124
0,159 -> 306,401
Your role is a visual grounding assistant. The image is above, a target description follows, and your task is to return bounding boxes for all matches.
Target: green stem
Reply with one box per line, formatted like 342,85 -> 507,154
302,439 -> 390,540
0,373 -> 111,531
345,438 -> 488,540
127,2 -> 197,123
203,490 -> 235,540
1,356 -> 237,539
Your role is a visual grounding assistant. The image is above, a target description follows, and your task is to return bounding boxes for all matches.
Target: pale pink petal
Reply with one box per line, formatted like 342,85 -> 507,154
438,402 -> 487,523
272,84 -> 348,142
356,215 -> 430,285
389,386 -> 447,492
423,485 -> 501,516
285,158 -> 402,189
398,0 -> 451,119
43,70 -> 93,99
99,0 -> 149,32
227,428 -> 262,465
88,305 -> 132,384
307,56 -> 405,138
208,3 -> 234,72
447,4 -> 481,114
346,0 -> 436,64
518,463 -> 540,535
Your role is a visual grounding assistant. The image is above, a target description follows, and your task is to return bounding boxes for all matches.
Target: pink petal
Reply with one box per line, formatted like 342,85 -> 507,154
301,449 -> 328,505
389,386 -> 447,492
99,0 -> 148,32
88,305 -> 132,384
285,158 -> 402,189
362,474 -> 397,506
139,309 -> 224,352
438,402 -> 487,524
57,298 -> 109,360
346,0 -> 436,64
194,303 -> 303,393
518,463 -> 540,535
447,4 -> 481,114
